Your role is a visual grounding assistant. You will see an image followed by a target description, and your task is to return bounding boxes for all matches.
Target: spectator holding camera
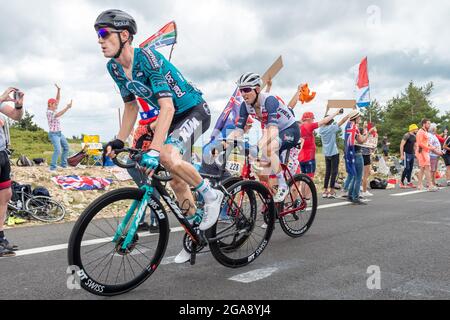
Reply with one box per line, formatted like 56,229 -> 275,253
0,87 -> 25,257
47,84 -> 72,172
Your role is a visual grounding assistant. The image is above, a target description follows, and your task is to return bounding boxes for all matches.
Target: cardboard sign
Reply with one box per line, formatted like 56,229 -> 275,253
356,135 -> 378,149
261,56 -> 284,89
326,100 -> 356,116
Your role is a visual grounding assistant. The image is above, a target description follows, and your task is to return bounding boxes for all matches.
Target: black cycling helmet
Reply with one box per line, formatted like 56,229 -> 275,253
95,10 -> 137,59
94,9 -> 137,35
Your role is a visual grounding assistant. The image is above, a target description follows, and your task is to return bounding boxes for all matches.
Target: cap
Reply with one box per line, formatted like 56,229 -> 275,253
348,110 -> 361,121
302,112 -> 315,121
409,124 -> 418,132
48,98 -> 57,105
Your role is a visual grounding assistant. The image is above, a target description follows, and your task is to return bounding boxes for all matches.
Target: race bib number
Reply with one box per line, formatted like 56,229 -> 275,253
226,161 -> 241,173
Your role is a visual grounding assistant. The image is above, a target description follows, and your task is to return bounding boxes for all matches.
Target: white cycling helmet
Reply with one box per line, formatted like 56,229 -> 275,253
237,72 -> 262,88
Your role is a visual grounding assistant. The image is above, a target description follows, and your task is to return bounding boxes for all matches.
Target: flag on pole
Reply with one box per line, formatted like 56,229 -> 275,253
356,57 -> 370,108
140,21 -> 177,51
209,88 -> 243,143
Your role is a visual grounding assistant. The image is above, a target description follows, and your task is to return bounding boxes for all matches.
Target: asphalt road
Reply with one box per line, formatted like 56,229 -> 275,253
1,186 -> 450,300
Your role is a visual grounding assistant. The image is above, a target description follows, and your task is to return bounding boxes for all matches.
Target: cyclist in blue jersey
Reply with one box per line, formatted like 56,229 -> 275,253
95,9 -> 223,263
228,73 -> 301,202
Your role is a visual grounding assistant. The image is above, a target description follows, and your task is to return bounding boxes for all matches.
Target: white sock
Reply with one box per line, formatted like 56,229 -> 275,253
196,180 -> 217,203
276,172 -> 287,189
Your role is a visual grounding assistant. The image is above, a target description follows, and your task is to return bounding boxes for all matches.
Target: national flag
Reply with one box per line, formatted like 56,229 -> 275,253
209,87 -> 243,143
140,21 -> 177,50
52,175 -> 113,191
356,57 -> 370,108
344,121 -> 359,176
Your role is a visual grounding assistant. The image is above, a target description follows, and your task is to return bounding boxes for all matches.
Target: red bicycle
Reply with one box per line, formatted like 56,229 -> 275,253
214,138 -> 318,238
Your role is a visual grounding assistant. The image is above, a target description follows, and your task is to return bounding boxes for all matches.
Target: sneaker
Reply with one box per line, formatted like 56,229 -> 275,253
339,192 -> 349,199
322,192 -> 329,199
0,245 -> 15,257
6,216 -> 15,226
0,238 -> 18,251
149,224 -> 159,233
427,186 -> 439,192
407,183 -> 416,189
174,248 -> 191,264
137,222 -> 150,232
352,199 -> 367,205
274,186 -> 289,203
12,216 -> 27,225
447,181 -> 450,187
327,192 -> 337,199
260,223 -> 268,229
361,191 -> 373,197
200,191 -> 224,231
399,183 -> 409,189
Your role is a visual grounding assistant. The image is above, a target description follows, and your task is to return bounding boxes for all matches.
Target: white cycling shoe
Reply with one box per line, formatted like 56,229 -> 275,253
174,248 -> 191,264
199,191 -> 224,231
273,186 -> 289,203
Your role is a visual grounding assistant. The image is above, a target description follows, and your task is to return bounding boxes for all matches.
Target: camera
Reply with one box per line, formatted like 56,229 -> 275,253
339,108 -> 344,114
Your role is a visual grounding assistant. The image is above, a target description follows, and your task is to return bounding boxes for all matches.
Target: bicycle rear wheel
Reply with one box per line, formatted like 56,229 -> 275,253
68,188 -> 170,296
25,196 -> 66,222
279,174 -> 317,238
207,180 -> 276,268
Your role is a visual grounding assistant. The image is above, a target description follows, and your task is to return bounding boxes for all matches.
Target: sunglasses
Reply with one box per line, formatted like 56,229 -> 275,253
239,87 -> 255,94
97,28 -> 122,39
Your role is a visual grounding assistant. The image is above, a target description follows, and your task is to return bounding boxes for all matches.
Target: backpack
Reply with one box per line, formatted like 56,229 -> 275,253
11,181 -> 32,201
33,158 -> 46,165
370,178 -> 387,190
16,155 -> 34,167
32,187 -> 51,198
68,150 -> 88,167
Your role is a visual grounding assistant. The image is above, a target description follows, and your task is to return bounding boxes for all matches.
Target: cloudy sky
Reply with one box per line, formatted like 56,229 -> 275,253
2,0 -> 450,143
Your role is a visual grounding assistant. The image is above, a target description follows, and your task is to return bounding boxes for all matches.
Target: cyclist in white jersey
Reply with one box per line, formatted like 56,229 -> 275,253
228,73 -> 300,202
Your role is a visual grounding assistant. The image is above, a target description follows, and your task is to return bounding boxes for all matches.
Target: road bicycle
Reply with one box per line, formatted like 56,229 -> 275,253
67,148 -> 276,296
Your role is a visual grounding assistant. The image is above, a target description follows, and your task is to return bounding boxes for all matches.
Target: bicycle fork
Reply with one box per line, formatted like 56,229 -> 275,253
113,185 -> 153,251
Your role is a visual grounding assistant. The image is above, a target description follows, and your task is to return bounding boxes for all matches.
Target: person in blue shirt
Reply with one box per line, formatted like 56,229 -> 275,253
318,110 -> 350,198
95,9 -> 223,264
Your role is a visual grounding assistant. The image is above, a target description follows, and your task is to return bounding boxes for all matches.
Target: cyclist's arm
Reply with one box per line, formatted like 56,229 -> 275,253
264,96 -> 280,147
117,101 -> 139,142
149,97 -> 175,152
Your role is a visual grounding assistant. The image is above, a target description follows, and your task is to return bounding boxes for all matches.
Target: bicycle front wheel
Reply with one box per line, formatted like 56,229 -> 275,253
25,196 -> 66,222
68,188 -> 170,296
207,180 -> 276,268
279,174 -> 317,238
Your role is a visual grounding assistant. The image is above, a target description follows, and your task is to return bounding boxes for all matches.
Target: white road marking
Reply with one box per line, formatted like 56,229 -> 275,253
9,200 -> 366,259
229,267 -> 279,283
391,187 -> 445,197
11,227 -> 185,258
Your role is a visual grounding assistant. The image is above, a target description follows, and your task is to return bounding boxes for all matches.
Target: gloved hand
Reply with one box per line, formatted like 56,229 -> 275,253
140,149 -> 160,175
102,139 -> 124,167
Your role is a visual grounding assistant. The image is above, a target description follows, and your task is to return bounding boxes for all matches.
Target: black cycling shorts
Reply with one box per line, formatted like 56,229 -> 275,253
0,151 -> 12,190
166,101 -> 211,160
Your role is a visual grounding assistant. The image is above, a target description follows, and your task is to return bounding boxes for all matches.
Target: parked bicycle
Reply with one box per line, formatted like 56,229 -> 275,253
8,182 -> 66,223
68,148 -> 276,296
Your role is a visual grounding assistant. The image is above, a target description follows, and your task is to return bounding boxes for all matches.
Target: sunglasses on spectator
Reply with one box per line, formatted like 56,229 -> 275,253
239,87 -> 255,94
97,28 -> 122,39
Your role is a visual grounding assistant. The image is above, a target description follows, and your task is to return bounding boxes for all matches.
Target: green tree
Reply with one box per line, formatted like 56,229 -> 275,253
360,99 -> 384,125
11,110 -> 43,132
377,81 -> 440,154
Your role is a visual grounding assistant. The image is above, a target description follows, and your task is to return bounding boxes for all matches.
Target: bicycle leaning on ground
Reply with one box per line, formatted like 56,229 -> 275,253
7,183 -> 66,223
67,147 -> 276,296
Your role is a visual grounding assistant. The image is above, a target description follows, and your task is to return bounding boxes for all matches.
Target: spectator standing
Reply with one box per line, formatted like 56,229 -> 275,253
344,110 -> 376,205
319,110 -> 350,198
442,134 -> 450,186
360,121 -> 377,197
47,84 -> 72,171
429,123 -> 444,187
0,87 -> 24,257
416,119 -> 438,191
400,124 -> 419,188
381,135 -> 390,161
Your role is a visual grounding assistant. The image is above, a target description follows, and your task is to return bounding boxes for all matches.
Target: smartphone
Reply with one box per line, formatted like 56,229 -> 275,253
13,90 -> 20,101
339,108 -> 344,114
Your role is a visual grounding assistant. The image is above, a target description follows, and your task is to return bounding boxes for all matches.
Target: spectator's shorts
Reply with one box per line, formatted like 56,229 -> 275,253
443,153 -> 450,167
363,154 -> 371,166
300,159 -> 316,178
0,150 -> 12,190
430,157 -> 439,172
